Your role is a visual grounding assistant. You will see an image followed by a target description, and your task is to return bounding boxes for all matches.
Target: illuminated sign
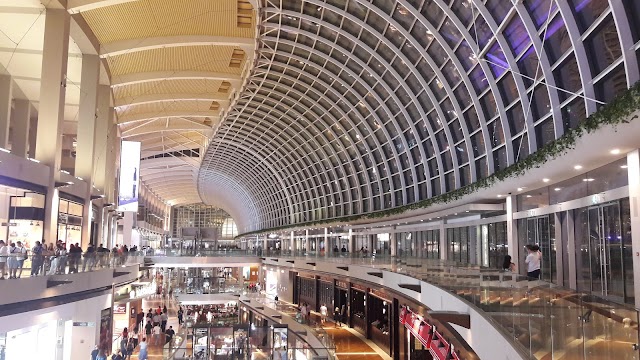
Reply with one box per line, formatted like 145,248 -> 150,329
117,141 -> 141,212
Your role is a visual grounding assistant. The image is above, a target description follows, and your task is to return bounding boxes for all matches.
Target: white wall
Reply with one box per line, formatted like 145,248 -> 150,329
0,293 -> 112,360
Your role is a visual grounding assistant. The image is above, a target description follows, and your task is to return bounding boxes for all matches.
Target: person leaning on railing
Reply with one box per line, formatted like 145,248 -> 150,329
0,240 -> 7,280
31,241 -> 44,277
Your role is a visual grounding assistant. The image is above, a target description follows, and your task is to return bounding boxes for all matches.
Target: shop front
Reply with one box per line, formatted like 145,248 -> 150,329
1,185 -> 45,249
295,274 -> 317,311
57,198 -> 83,245
368,289 -> 391,354
0,320 -> 60,360
350,284 -> 367,335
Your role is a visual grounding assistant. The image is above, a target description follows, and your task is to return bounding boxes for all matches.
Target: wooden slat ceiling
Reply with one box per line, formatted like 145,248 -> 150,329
78,0 -> 256,205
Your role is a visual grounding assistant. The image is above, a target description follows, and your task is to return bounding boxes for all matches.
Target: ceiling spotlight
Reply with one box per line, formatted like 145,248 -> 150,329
517,187 -> 524,191
621,165 -> 628,169
583,178 -> 595,182
497,194 -> 503,198
554,188 -> 561,191
542,178 -> 550,183
610,149 -> 621,155
574,165 -> 583,170
526,195 -> 532,198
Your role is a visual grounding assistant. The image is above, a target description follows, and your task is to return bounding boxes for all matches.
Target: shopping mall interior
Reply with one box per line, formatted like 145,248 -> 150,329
1,0 -> 640,359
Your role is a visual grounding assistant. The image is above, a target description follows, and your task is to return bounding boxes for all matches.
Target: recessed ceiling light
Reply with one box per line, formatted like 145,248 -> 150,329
526,195 -> 532,198
583,178 -> 595,182
542,178 -> 550,183
621,165 -> 628,169
554,188 -> 561,191
610,149 -> 621,155
497,194 -> 503,198
517,187 -> 524,191
574,165 -> 582,170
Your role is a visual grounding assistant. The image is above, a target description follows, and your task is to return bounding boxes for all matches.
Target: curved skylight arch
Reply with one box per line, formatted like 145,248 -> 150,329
199,0 -> 640,233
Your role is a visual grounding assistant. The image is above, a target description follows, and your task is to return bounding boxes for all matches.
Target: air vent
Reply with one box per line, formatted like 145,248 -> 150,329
229,49 -> 245,68
237,0 -> 252,28
218,81 -> 231,93
209,101 -> 220,111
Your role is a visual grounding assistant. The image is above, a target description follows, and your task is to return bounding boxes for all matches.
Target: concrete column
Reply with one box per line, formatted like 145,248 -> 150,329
93,85 -> 110,191
35,9 -> 70,243
324,227 -> 329,257
348,228 -> 353,253
121,211 -> 134,246
390,228 -> 397,257
289,231 -> 294,254
554,212 -> 564,286
28,116 -> 37,158
626,150 -> 640,308
10,99 -> 30,157
0,75 -> 12,149
506,195 -> 520,265
304,229 -> 309,254
439,221 -> 447,260
76,54 -> 100,249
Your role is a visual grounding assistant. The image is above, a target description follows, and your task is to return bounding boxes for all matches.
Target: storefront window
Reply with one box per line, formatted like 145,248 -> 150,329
57,199 -> 83,244
3,190 -> 45,248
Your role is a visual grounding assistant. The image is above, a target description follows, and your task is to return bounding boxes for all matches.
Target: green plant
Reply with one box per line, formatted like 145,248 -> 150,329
236,81 -> 640,239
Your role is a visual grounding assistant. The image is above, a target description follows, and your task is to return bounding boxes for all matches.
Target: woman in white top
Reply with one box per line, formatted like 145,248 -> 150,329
138,338 -> 148,360
525,244 -> 542,280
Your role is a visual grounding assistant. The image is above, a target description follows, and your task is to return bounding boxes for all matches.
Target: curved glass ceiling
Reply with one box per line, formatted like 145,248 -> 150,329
199,0 -> 640,233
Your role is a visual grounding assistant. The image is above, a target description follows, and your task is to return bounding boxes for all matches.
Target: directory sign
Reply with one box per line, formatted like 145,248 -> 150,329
118,141 -> 141,212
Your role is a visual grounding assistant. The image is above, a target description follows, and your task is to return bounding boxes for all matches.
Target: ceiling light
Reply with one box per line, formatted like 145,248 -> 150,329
621,165 -> 628,169
542,178 -> 550,183
610,149 -> 621,155
554,188 -> 561,191
526,195 -> 532,198
497,194 -> 503,198
574,165 -> 582,170
583,178 -> 595,182
517,187 -> 524,191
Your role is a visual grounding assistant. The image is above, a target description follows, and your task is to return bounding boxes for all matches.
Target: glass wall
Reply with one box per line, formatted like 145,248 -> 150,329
395,230 -> 439,258
517,215 -> 556,282
574,199 -> 634,304
4,191 -> 45,248
57,199 -> 83,245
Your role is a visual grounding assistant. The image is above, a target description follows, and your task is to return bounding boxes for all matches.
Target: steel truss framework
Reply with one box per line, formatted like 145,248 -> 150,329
198,0 -> 640,233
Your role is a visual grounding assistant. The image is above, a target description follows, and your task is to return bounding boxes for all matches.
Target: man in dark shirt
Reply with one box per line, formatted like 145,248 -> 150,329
83,244 -> 96,272
90,345 -> 99,360
165,326 -> 175,346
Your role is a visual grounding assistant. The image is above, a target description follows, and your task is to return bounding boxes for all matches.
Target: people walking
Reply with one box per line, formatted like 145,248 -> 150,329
7,242 -> 19,279
152,324 -> 162,345
138,338 -> 148,360
525,244 -> 542,280
334,307 -> 341,327
320,304 -> 328,324
177,307 -> 183,326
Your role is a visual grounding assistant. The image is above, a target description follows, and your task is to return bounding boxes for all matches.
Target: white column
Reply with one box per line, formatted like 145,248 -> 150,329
626,150 -> 640,308
93,85 -> 110,191
121,211 -> 134,246
348,228 -> 353,253
28,116 -> 37,158
390,228 -> 397,257
76,54 -> 100,248
10,99 -> 30,157
262,234 -> 267,252
506,195 -> 520,268
289,231 -> 294,254
0,75 -> 12,149
35,9 -> 70,244
304,229 -> 309,254
324,227 -> 329,257
439,221 -> 447,260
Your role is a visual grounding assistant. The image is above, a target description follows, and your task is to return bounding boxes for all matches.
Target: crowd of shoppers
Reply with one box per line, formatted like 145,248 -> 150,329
0,240 -> 140,279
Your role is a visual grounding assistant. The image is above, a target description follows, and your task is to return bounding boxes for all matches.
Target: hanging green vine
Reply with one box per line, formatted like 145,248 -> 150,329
236,81 -> 640,239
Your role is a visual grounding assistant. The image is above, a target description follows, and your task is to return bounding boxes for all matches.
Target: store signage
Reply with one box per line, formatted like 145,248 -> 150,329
72,322 -> 95,327
351,283 -> 366,292
335,280 -> 348,289
369,288 -> 390,302
399,306 -> 461,360
113,305 -> 127,314
117,141 -> 141,212
1,222 -> 17,226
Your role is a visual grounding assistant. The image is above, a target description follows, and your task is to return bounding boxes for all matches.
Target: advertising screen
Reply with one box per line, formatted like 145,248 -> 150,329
117,141 -> 141,212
